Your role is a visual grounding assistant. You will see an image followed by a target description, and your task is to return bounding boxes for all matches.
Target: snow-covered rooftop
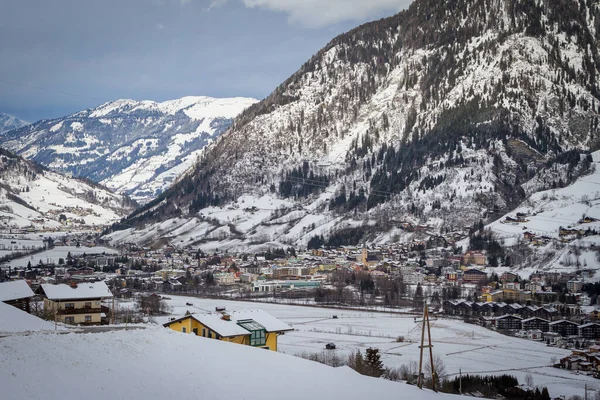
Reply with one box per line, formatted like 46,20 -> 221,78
41,281 -> 113,300
0,301 -> 65,333
230,309 -> 293,332
0,280 -> 34,302
167,309 -> 293,337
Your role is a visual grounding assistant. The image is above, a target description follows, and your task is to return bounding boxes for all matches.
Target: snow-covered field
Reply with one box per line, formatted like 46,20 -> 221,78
5,245 -> 117,268
150,295 -> 591,399
0,237 -> 44,256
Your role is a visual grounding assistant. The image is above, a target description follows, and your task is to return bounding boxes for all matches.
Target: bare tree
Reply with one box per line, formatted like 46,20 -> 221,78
525,373 -> 534,387
424,354 -> 447,390
399,360 -> 419,384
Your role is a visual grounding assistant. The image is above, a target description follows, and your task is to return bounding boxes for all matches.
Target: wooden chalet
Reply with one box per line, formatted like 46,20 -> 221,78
0,280 -> 34,313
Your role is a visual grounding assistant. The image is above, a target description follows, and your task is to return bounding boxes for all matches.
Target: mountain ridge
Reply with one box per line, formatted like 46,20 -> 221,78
0,96 -> 258,203
106,0 -> 599,249
0,147 -> 136,230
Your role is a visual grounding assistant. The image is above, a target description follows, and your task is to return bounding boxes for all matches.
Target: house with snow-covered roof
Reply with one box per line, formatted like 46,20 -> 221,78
38,281 -> 112,325
0,280 -> 34,313
163,309 -> 293,351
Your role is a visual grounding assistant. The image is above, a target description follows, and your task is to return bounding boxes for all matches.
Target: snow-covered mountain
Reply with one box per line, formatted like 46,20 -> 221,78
469,150 -> 600,281
0,113 -> 28,134
0,148 -> 136,230
0,96 -> 258,203
108,0 -> 600,250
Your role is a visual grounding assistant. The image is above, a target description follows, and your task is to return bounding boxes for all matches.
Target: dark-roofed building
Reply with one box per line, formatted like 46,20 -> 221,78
496,314 -> 522,331
549,320 -> 579,337
579,323 -> 600,339
522,317 -> 550,332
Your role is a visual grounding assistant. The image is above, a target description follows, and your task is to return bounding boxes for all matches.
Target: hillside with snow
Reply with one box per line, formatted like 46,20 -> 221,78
465,150 -> 600,280
0,149 -> 135,230
0,96 -> 258,203
108,0 -> 600,250
0,112 -> 28,134
0,325 -> 465,400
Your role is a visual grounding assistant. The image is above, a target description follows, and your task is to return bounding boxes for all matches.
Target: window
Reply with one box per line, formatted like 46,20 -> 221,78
202,328 -> 207,337
182,327 -> 187,333
84,302 -> 92,309
64,316 -> 75,324
85,315 -> 92,322
65,303 -> 75,309
237,319 -> 267,346
250,329 -> 266,346
192,328 -> 198,335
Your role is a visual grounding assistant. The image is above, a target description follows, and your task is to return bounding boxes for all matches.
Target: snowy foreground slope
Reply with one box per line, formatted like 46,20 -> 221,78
0,326 -> 461,400
0,96 -> 257,202
0,301 -> 64,333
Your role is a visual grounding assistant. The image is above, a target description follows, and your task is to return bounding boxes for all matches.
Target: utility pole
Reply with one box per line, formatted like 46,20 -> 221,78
417,305 -> 436,391
459,368 -> 462,395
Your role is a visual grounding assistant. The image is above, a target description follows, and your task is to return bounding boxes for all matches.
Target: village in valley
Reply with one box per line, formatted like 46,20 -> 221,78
3,0 -> 600,398
2,209 -> 600,399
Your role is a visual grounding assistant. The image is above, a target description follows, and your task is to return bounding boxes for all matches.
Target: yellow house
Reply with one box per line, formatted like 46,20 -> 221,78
163,309 -> 293,351
481,289 -> 504,303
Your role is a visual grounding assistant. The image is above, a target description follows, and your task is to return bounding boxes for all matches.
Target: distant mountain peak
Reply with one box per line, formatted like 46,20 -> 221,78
0,113 -> 28,134
86,96 -> 258,120
0,96 -> 259,203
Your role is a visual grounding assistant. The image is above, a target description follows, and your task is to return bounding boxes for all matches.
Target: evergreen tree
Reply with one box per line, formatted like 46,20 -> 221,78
365,348 -> 385,377
541,387 -> 550,400
414,283 -> 424,310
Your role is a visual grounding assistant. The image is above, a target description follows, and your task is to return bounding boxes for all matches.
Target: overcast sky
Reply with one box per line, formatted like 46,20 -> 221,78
0,0 -> 412,123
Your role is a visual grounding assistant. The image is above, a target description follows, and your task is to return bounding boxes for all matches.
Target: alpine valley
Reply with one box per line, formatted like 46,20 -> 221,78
0,96 -> 258,203
0,148 -> 136,230
104,0 -> 600,255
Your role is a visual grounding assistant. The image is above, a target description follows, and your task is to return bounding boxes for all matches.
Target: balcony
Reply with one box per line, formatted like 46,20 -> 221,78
57,307 -> 102,315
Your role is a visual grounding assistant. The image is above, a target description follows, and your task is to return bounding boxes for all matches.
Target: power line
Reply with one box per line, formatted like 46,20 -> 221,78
0,79 -> 105,102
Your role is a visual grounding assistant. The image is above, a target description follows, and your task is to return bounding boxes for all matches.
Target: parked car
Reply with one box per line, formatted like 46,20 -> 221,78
332,315 -> 338,319
325,343 -> 336,350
